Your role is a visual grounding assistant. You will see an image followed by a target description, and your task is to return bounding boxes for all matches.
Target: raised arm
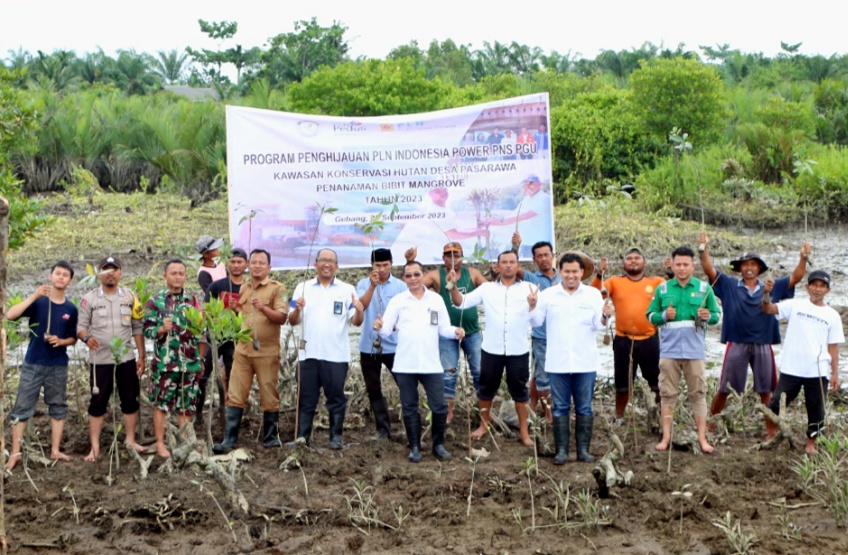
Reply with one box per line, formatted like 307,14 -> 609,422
788,242 -> 812,289
761,279 -> 779,315
698,230 -> 718,283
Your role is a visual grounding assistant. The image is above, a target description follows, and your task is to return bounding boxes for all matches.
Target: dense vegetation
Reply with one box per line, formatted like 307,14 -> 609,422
3,20 -> 848,249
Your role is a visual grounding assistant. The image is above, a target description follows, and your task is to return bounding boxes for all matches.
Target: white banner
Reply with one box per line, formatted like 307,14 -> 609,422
226,94 -> 554,270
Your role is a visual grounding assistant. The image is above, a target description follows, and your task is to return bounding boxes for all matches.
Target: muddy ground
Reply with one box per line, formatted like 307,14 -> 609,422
4,226 -> 848,554
4,378 -> 848,555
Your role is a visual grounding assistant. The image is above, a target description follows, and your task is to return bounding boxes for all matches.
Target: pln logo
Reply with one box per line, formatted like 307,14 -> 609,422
333,121 -> 366,134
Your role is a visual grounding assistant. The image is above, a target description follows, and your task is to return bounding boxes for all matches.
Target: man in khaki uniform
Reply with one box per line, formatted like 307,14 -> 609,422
213,249 -> 288,453
77,256 -> 146,462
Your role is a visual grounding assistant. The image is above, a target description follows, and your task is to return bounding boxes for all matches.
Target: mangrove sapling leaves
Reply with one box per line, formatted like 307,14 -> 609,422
109,336 -> 129,365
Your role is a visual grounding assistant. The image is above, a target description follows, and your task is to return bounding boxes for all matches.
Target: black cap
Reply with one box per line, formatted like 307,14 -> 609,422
371,248 -> 392,263
807,270 -> 831,287
230,248 -> 248,260
98,256 -> 122,270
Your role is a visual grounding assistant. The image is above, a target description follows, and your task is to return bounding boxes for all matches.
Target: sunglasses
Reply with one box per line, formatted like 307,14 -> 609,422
404,272 -> 423,278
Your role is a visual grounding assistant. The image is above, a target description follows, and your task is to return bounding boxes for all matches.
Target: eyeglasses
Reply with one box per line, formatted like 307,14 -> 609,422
404,272 -> 423,278
316,258 -> 337,264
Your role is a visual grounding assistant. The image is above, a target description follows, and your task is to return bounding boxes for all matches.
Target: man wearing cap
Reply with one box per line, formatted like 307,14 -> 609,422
762,270 -> 844,455
78,256 -> 146,462
356,248 -> 407,439
196,235 -> 227,294
288,249 -> 365,449
143,259 -> 205,458
214,249 -> 288,453
406,241 -> 487,423
529,252 -> 608,464
594,247 -> 666,420
699,231 -> 811,429
647,246 -> 721,455
450,250 -> 537,447
197,247 -> 248,427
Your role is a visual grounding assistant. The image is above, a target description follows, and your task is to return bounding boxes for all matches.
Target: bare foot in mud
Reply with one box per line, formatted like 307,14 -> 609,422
655,440 -> 670,452
51,450 -> 71,462
470,422 -> 489,441
518,430 -> 535,447
156,443 -> 171,458
127,442 -> 148,454
5,453 -> 22,471
805,439 -> 818,456
699,439 -> 715,454
84,448 -> 99,463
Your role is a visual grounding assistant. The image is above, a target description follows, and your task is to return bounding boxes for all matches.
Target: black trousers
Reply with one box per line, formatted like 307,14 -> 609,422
359,352 -> 396,402
767,373 -> 828,439
299,359 -> 349,415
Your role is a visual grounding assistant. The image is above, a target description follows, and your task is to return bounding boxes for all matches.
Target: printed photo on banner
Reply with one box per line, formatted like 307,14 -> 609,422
226,94 -> 554,270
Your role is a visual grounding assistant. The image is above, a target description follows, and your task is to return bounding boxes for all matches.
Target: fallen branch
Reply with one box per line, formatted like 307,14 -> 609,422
126,444 -> 154,480
754,397 -> 796,451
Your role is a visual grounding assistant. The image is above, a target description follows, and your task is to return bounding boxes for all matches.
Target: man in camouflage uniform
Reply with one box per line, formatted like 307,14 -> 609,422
143,259 -> 205,458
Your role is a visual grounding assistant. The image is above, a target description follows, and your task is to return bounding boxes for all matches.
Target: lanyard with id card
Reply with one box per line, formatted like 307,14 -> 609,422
333,300 -> 344,315
430,309 -> 439,326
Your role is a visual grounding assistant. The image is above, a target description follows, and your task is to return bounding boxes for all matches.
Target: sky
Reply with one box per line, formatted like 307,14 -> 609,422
2,0 -> 846,64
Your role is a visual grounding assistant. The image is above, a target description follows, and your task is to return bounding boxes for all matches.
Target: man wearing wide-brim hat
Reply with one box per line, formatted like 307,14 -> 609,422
698,231 -> 811,433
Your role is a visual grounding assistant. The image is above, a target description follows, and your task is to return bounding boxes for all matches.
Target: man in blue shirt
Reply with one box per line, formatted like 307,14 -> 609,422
6,261 -> 78,471
356,248 -> 407,439
699,231 -> 811,431
514,235 -> 560,424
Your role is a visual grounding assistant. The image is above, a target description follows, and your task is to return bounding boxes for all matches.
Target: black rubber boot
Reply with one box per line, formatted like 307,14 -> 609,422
575,415 -> 595,462
403,415 -> 422,463
296,411 -> 314,445
431,412 -> 452,460
371,398 -> 392,440
212,407 -> 243,455
329,412 -> 345,450
262,411 -> 281,448
553,415 -> 570,465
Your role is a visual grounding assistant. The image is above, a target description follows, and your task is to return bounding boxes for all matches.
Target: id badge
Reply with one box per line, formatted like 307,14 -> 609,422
333,301 -> 343,315
430,310 -> 439,326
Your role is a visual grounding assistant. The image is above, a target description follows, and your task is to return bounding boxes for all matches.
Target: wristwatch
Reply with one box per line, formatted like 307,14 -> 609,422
82,335 -> 91,344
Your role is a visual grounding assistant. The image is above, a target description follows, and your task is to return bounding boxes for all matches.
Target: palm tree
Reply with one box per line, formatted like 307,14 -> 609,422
113,49 -> 160,94
155,49 -> 189,85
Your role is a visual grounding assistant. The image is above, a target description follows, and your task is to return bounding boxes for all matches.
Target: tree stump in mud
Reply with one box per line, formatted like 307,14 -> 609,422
639,384 -> 660,434
593,424 -> 633,499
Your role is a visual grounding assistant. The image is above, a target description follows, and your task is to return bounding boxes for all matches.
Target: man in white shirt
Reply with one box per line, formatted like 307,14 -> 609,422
289,249 -> 365,449
449,250 -> 536,447
762,270 -> 844,455
374,260 -> 465,463
529,252 -> 609,464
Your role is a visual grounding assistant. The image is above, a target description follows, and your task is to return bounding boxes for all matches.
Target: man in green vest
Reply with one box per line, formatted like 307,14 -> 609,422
406,242 -> 487,422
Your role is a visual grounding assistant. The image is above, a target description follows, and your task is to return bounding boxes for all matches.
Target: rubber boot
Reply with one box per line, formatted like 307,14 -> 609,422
212,407 -> 243,455
194,382 -> 206,428
262,411 -> 281,448
575,415 -> 595,462
329,412 -> 345,450
403,415 -> 422,463
296,411 -> 314,445
552,415 -> 570,465
371,398 -> 392,440
431,412 -> 452,460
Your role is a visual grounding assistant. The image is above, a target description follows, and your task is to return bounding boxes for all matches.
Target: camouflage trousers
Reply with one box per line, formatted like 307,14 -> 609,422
149,367 -> 201,415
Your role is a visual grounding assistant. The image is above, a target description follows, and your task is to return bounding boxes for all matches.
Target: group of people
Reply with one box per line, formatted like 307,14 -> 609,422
5,229 -> 843,471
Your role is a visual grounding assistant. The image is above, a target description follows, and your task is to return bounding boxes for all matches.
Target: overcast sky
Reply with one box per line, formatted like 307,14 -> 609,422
3,0 -> 845,63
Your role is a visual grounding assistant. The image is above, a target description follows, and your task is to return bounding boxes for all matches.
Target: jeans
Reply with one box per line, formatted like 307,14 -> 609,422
549,372 -> 596,418
10,362 -> 69,421
531,337 -> 550,392
395,373 -> 447,419
440,331 -> 481,398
